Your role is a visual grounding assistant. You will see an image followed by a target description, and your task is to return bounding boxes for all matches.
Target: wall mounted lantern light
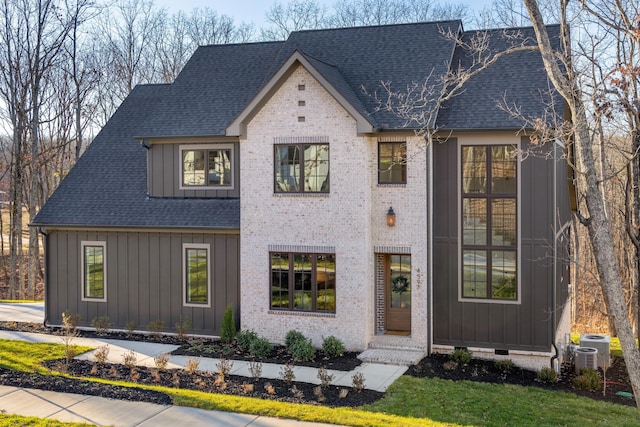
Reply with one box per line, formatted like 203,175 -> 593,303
386,206 -> 396,227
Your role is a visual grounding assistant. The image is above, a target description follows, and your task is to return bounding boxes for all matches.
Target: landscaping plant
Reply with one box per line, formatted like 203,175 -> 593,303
220,305 -> 236,344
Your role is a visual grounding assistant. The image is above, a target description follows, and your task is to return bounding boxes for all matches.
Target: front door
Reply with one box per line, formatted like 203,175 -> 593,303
385,254 -> 411,333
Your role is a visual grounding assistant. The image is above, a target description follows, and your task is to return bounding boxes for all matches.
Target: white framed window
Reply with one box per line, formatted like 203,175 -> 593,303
81,241 -> 107,302
183,243 -> 211,307
179,144 -> 234,190
458,142 -> 521,304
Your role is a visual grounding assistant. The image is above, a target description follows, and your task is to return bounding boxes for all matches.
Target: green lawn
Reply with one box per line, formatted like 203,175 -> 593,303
0,339 -> 639,426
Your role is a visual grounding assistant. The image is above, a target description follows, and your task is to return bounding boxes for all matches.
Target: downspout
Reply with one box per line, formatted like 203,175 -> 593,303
427,140 -> 434,355
37,227 -> 49,328
550,139 -> 559,369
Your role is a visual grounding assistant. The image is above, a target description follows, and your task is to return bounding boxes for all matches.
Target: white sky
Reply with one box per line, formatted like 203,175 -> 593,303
156,0 -> 493,27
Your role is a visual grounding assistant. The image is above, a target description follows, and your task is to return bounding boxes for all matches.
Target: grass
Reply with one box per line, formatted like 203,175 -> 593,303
1,339 -> 639,426
0,415 -> 92,426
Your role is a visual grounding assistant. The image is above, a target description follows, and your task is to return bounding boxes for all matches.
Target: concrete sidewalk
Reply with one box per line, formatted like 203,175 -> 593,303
0,302 -> 407,426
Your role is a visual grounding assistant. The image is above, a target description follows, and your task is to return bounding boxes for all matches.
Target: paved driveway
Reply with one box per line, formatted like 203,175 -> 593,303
0,302 -> 44,323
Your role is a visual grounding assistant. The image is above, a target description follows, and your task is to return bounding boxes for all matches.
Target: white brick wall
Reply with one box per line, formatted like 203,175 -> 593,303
240,64 -> 432,351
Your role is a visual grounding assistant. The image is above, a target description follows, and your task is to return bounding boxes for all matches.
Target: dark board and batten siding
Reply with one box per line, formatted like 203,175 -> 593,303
148,142 -> 240,198
45,229 -> 240,336
433,136 -> 571,352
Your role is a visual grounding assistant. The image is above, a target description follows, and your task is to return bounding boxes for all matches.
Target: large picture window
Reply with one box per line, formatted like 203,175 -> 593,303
183,243 -> 211,307
274,144 -> 329,193
461,145 -> 518,301
378,142 -> 406,184
270,252 -> 336,312
181,144 -> 233,189
81,241 -> 106,302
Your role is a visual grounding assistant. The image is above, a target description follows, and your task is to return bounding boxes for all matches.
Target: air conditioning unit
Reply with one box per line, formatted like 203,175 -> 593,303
575,347 -> 598,374
580,334 -> 610,370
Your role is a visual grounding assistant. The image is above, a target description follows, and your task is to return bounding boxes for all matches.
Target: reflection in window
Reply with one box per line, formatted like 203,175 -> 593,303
390,254 -> 411,309
270,252 -> 335,312
461,145 -> 517,300
82,242 -> 106,300
275,144 -> 329,193
182,146 -> 232,188
378,142 -> 407,184
183,244 -> 210,306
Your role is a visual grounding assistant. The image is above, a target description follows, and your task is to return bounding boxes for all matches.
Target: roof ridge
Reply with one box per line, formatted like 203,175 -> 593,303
292,19 -> 462,35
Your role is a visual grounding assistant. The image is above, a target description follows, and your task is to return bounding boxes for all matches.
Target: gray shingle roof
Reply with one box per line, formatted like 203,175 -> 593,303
436,25 -> 563,130
33,84 -> 240,229
34,21 -> 562,229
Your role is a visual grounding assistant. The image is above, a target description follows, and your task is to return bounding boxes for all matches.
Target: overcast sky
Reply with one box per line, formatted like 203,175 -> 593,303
155,0 -> 493,27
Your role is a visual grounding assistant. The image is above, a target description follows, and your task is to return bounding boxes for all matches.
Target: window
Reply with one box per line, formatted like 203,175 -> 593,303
378,142 -> 406,184
461,145 -> 518,300
81,241 -> 106,301
183,243 -> 211,307
181,144 -> 233,189
270,252 -> 336,312
274,144 -> 329,193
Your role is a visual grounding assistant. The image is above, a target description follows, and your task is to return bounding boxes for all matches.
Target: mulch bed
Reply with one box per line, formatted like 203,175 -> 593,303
0,321 -> 636,408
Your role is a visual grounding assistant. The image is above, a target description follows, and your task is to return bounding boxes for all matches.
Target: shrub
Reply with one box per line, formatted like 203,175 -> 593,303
122,349 -> 137,368
322,335 -> 345,358
495,359 -> 515,375
352,371 -> 365,392
154,353 -> 170,371
450,348 -> 472,365
249,361 -> 263,381
185,357 -> 200,374
125,321 -> 136,337
91,316 -> 111,336
147,320 -> 164,340
174,318 -> 192,341
290,337 -> 316,362
317,366 -> 334,389
573,368 -> 601,391
280,363 -> 295,385
285,330 -> 306,350
235,329 -> 259,352
93,345 -> 110,365
216,358 -> 233,379
220,305 -> 236,344
536,367 -> 558,383
249,337 -> 272,358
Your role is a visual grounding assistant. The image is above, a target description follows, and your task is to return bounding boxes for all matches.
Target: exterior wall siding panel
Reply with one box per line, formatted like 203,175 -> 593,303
433,133 -> 565,352
44,229 -> 240,336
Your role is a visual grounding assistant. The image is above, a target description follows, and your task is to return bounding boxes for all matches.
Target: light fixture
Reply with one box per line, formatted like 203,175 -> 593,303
386,206 -> 396,227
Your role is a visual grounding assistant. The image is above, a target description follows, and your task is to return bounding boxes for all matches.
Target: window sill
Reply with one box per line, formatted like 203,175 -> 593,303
268,310 -> 336,318
273,193 -> 329,197
377,183 -> 406,188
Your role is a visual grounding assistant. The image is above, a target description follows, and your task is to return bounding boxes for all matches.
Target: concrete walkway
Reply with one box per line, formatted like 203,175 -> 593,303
0,302 -> 408,426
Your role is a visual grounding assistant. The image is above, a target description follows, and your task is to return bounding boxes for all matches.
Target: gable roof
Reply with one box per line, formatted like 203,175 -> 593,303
33,84 -> 240,229
33,21 -> 561,230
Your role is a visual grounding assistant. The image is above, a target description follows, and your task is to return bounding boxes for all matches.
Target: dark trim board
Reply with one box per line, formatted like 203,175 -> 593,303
44,229 -> 240,336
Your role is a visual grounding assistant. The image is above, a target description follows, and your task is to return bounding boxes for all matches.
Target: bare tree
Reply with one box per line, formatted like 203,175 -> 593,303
261,0 -> 328,40
523,0 -> 640,410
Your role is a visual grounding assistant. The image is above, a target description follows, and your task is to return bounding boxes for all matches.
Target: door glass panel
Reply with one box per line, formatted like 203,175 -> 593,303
390,255 -> 411,309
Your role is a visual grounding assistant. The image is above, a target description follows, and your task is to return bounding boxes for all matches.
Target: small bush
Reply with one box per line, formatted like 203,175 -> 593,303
442,360 -> 458,371
249,337 -> 272,358
352,371 -> 365,392
573,368 -> 601,391
91,316 -> 111,336
317,366 -> 334,389
285,330 -> 306,350
147,320 -> 164,339
93,345 -> 110,365
154,353 -> 170,371
235,329 -> 259,352
495,359 -> 515,375
122,349 -> 137,368
450,348 -> 472,365
322,335 -> 345,358
536,367 -> 558,383
174,318 -> 192,341
290,337 -> 316,362
216,358 -> 233,379
220,305 -> 236,344
280,362 -> 296,385
185,357 -> 200,374
125,321 -> 136,337
249,361 -> 263,381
